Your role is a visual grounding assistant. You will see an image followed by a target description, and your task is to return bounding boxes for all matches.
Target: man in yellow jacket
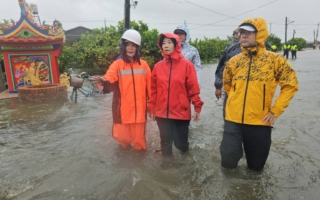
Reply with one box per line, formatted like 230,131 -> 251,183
291,43 -> 298,59
220,18 -> 298,170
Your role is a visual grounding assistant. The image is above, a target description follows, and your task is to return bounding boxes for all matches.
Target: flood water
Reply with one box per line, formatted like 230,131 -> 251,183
1,50 -> 320,200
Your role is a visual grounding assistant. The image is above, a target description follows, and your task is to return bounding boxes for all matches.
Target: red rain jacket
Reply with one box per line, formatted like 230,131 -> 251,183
148,33 -> 203,120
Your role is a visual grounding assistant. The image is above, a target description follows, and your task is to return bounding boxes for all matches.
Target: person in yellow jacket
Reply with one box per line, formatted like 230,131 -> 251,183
91,29 -> 151,151
291,43 -> 298,59
271,44 -> 277,52
220,18 -> 298,170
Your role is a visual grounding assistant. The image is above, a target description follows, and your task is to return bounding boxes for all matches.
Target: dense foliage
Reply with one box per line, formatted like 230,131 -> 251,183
190,37 -> 228,62
267,34 -> 282,51
287,37 -> 307,50
59,20 -> 162,72
57,20 -> 308,73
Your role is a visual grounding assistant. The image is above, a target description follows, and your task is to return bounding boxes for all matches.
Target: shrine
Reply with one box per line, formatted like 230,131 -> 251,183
0,0 -> 66,93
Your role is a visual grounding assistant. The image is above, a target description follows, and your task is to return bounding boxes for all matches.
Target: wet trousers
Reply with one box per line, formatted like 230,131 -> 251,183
283,49 -> 289,59
220,120 -> 272,170
112,123 -> 146,150
156,117 -> 190,156
291,50 -> 297,59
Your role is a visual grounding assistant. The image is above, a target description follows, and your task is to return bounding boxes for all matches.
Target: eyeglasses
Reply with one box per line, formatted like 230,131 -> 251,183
239,31 -> 256,37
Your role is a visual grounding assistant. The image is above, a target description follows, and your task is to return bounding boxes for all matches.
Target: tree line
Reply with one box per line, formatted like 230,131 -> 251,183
0,20 -> 308,74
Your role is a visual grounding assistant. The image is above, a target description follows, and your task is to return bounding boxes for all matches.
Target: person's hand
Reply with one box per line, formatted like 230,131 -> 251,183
263,112 -> 277,125
149,113 -> 156,121
215,88 -> 222,100
192,112 -> 200,122
89,76 -> 107,84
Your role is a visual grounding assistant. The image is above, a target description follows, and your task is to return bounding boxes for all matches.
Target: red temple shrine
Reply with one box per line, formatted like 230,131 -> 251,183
0,0 -> 66,93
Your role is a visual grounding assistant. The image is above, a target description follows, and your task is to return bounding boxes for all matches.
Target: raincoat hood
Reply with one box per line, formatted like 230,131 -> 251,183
158,33 -> 183,61
174,24 -> 191,44
239,18 -> 268,51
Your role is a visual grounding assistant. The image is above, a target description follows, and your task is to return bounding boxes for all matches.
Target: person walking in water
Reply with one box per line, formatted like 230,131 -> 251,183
220,18 -> 298,170
148,33 -> 204,156
174,25 -> 202,88
91,29 -> 151,151
291,42 -> 298,59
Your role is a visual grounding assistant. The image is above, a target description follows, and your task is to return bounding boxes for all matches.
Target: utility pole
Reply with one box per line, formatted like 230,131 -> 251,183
293,29 -> 296,41
285,17 -> 294,43
316,22 -> 319,42
104,18 -> 107,33
124,0 -> 131,31
285,17 -> 287,43
270,23 -> 272,34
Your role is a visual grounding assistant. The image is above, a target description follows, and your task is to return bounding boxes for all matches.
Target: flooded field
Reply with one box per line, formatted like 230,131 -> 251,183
1,49 -> 320,200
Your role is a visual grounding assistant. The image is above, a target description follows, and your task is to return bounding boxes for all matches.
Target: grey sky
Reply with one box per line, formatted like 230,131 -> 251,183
1,0 -> 319,42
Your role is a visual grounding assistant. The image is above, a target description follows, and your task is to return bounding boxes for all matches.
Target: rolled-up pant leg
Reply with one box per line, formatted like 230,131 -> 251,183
243,125 -> 271,170
220,120 -> 244,169
172,119 -> 190,152
156,117 -> 174,156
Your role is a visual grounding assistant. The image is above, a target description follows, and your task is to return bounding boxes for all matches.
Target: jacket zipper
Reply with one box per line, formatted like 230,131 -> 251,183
263,84 -> 266,111
242,52 -> 253,124
130,63 -> 137,122
166,57 -> 173,118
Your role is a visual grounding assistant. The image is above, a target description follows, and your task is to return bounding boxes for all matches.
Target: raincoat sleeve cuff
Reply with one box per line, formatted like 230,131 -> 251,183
270,107 -> 282,118
194,107 -> 202,113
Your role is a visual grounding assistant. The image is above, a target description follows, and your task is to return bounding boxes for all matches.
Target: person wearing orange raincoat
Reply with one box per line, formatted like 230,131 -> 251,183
91,29 -> 151,150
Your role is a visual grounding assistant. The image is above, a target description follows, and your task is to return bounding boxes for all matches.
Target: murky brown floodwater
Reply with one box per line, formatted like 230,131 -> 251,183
1,49 -> 320,200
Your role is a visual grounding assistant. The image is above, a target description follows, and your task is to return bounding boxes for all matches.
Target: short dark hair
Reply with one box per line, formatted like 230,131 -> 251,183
159,36 -> 177,49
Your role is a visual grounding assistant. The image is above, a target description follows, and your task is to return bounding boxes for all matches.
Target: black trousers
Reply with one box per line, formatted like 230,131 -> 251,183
156,117 -> 190,156
291,50 -> 297,59
283,50 -> 289,59
220,120 -> 272,170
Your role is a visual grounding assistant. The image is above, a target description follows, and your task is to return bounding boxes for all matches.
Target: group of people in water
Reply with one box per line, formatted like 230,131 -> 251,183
91,17 -> 299,171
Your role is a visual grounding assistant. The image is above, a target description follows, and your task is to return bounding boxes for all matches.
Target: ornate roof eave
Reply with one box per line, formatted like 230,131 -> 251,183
0,0 -> 66,46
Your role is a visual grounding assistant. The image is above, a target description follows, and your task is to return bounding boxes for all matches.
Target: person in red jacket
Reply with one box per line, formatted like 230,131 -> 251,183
148,33 -> 204,156
91,29 -> 151,151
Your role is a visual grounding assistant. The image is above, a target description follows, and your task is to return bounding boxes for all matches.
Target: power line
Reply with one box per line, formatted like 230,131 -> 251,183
190,0 -> 279,29
180,0 -> 242,20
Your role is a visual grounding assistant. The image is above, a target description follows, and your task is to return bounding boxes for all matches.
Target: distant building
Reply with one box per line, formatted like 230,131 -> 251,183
65,26 -> 92,44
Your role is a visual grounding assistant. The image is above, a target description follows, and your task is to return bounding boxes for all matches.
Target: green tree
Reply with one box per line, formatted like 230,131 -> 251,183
190,37 -> 228,62
71,20 -> 161,70
73,26 -> 121,69
58,45 -> 75,72
287,37 -> 307,50
267,34 -> 282,51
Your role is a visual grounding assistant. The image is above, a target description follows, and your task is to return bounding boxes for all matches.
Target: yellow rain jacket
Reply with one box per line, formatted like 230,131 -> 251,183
223,18 -> 298,126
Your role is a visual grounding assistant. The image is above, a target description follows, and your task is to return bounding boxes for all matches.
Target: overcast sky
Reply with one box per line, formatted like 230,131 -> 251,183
1,0 -> 319,42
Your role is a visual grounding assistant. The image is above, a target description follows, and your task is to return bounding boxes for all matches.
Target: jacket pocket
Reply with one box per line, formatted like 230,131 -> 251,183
178,92 -> 189,111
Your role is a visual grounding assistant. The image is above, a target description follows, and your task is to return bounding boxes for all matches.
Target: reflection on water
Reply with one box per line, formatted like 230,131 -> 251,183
1,50 -> 320,199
